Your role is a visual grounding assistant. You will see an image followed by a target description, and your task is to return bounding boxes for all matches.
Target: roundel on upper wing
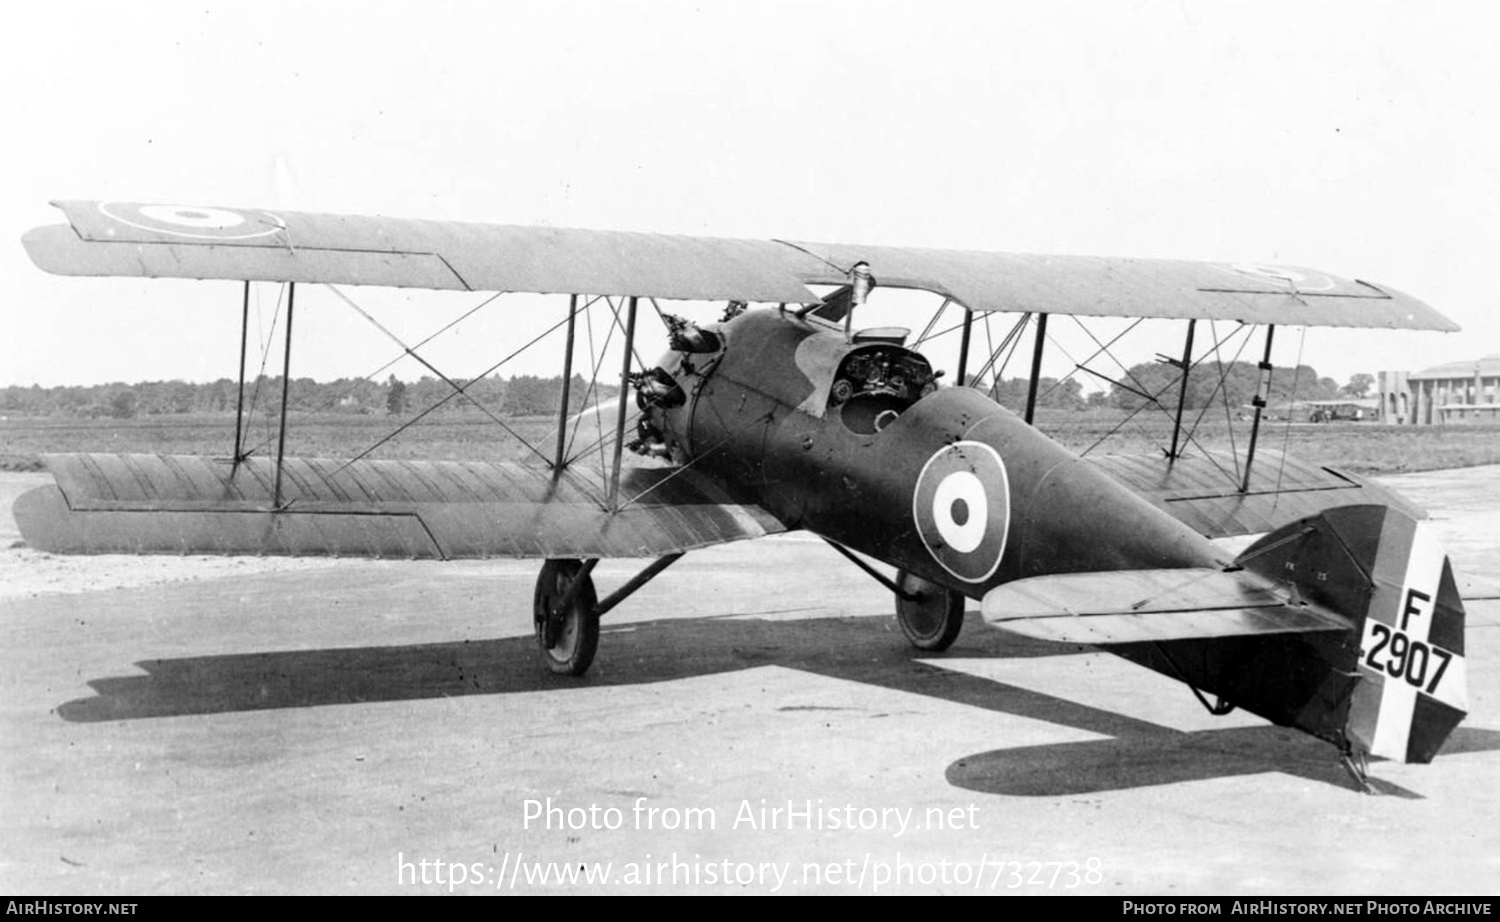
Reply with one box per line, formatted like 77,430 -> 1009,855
1213,262 -> 1338,293
913,441 -> 1010,583
97,202 -> 286,240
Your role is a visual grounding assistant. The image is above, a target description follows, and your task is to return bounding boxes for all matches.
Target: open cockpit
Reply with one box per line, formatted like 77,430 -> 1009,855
825,332 -> 941,434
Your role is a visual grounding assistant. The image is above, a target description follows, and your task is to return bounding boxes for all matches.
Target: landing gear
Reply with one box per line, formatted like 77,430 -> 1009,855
534,559 -> 599,676
894,569 -> 965,651
531,553 -> 685,676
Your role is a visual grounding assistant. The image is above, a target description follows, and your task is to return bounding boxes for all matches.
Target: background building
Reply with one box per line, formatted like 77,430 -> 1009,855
1380,355 -> 1500,425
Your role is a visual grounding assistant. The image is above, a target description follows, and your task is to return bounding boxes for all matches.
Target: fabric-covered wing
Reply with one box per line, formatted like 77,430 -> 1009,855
23,201 -> 820,304
779,241 -> 1458,331
22,200 -> 1459,331
1085,450 -> 1426,538
14,454 -> 788,559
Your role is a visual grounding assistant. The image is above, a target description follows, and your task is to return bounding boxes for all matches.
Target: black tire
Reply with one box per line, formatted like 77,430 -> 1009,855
534,559 -> 600,676
894,569 -> 965,651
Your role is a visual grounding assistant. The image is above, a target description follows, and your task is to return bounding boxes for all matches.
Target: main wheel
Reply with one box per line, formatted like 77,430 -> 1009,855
894,569 -> 965,651
534,559 -> 600,676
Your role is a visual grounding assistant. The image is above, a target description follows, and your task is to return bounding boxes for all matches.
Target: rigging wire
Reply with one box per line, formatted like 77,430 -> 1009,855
564,297 -> 620,468
1272,326 -> 1310,502
254,289 -> 511,429
993,315 -> 1029,383
615,408 -> 777,513
1078,373 -> 1184,457
1177,322 -> 1257,481
1217,324 -> 1242,477
980,311 -> 998,392
346,291 -> 504,400
331,308 -> 578,474
1062,317 -> 1159,415
913,298 -> 951,347
970,313 -> 1029,391
1036,318 -> 1143,404
566,406 -> 644,473
321,285 -> 553,466
238,283 -> 286,459
1076,321 -> 1253,473
916,311 -> 985,346
1036,320 -> 1173,452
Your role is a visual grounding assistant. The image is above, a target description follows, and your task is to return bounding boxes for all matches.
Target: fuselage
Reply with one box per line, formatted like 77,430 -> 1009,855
641,308 -> 1227,599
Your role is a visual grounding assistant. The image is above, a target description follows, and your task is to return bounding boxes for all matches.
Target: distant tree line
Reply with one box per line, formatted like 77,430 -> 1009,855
978,376 -> 1090,412
1103,361 -> 1344,411
975,361 -> 1348,412
0,363 -> 1361,419
0,374 -> 617,420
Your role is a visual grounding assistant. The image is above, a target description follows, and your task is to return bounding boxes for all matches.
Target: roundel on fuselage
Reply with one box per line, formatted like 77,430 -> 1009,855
913,441 -> 1010,583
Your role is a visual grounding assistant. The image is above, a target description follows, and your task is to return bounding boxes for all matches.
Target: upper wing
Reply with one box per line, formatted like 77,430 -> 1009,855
15,453 -> 788,559
779,241 -> 1458,331
22,201 -> 820,304
23,200 -> 1458,331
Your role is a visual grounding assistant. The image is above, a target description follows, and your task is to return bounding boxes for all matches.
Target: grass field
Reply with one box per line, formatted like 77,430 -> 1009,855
3,406 -> 1498,475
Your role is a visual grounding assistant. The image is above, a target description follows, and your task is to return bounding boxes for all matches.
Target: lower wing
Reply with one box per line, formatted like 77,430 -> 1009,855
1086,449 -> 1424,538
16,453 -> 788,559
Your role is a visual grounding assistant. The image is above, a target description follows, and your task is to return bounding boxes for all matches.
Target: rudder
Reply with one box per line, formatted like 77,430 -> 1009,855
1236,504 -> 1468,763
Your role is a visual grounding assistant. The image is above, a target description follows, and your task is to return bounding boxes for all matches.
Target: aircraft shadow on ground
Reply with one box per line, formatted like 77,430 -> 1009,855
56,610 -> 1500,796
946,725 -> 1500,799
56,611 -> 1068,722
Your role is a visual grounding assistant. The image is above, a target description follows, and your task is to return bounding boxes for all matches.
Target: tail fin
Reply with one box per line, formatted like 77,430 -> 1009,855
1236,505 -> 1468,763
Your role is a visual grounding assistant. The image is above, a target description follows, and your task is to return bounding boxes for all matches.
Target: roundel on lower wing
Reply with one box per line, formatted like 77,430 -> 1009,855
912,441 -> 1010,583
97,202 -> 286,240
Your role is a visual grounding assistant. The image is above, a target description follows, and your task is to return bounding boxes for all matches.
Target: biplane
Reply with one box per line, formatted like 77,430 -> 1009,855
1303,398 -> 1378,423
16,201 -> 1470,790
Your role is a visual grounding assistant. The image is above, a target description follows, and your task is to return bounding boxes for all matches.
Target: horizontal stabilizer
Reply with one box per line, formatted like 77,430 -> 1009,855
982,568 -> 1349,644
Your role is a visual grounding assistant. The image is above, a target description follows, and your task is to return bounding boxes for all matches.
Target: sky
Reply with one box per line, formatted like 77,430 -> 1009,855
2,0 -> 1496,391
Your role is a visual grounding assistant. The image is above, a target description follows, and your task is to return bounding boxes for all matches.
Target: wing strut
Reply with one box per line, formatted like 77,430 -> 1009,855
1023,312 -> 1050,424
1167,318 -> 1197,461
232,280 -> 251,465
1240,324 -> 1276,493
955,307 -> 974,386
608,295 -> 639,511
272,282 -> 296,508
553,293 -> 579,477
